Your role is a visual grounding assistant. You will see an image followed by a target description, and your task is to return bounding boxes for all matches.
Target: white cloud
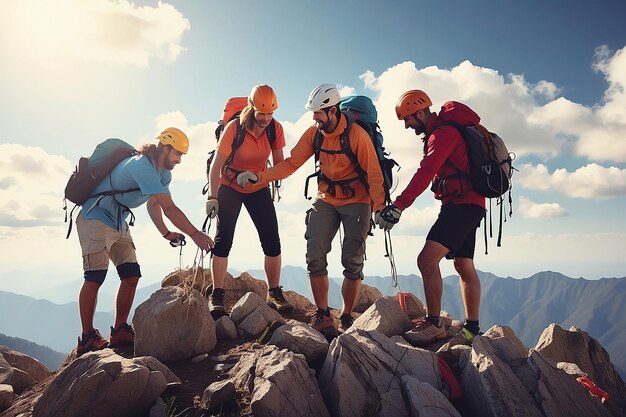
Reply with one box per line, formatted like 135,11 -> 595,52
0,144 -> 72,227
0,0 -> 190,67
518,196 -> 568,219
517,163 -> 626,199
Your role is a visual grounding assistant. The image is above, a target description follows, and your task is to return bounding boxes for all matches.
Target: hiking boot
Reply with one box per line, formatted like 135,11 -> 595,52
310,309 -> 338,338
266,286 -> 294,313
209,288 -> 226,316
338,314 -> 354,334
404,317 -> 447,346
109,323 -> 135,347
76,328 -> 109,356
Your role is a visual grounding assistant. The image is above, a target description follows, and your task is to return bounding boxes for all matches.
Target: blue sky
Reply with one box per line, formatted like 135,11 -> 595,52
1,0 -> 625,296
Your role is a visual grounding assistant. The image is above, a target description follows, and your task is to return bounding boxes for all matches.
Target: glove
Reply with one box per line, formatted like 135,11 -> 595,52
376,204 -> 402,231
205,198 -> 218,218
163,231 -> 186,247
236,171 -> 258,187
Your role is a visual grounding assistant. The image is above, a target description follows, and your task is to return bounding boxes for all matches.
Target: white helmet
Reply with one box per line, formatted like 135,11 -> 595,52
305,84 -> 341,111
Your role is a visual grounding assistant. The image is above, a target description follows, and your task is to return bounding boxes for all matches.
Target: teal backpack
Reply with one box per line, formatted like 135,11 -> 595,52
63,138 -> 139,237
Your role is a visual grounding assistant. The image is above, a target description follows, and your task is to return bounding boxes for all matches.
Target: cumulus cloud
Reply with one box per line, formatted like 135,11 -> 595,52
360,60 -> 566,192
518,196 -> 568,219
0,144 -> 72,226
0,0 -> 190,67
517,163 -> 626,198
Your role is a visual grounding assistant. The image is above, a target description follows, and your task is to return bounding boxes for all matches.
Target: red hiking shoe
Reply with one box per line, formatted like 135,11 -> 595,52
109,323 -> 135,347
76,328 -> 109,356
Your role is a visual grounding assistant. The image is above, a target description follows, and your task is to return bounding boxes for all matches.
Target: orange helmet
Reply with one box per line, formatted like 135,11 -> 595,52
249,84 -> 278,113
158,127 -> 189,154
395,90 -> 432,120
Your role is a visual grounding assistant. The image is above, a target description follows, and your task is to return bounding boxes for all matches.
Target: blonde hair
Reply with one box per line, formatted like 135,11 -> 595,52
239,98 -> 256,131
139,143 -> 165,161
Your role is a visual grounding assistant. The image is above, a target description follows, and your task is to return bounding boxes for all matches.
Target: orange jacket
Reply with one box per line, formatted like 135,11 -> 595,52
217,119 -> 285,194
256,114 -> 385,211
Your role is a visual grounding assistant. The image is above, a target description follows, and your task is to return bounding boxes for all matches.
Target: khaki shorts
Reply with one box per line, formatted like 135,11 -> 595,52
76,212 -> 137,272
304,200 -> 371,280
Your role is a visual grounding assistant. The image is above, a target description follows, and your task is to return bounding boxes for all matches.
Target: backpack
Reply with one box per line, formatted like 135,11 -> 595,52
433,105 -> 516,250
63,138 -> 139,238
304,95 -> 399,204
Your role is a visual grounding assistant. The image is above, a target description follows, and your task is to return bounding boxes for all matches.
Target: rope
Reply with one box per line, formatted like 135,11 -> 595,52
384,229 -> 399,290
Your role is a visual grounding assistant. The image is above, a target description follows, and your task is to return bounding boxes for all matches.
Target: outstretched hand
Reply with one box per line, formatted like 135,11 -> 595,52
190,230 -> 214,252
375,204 -> 402,231
236,171 -> 258,188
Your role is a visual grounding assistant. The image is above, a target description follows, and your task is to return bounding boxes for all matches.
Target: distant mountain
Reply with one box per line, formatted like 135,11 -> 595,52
0,291 -> 114,354
0,333 -> 65,371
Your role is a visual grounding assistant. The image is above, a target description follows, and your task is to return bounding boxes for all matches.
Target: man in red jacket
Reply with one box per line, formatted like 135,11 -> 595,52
375,90 -> 486,346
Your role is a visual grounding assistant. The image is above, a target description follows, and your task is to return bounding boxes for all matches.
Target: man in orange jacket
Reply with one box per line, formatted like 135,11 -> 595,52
237,84 -> 385,337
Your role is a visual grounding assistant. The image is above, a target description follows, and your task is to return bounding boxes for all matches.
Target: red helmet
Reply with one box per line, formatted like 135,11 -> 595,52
249,85 -> 278,112
395,90 -> 432,119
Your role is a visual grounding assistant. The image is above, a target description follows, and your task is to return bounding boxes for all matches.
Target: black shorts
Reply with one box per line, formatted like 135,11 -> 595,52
426,203 -> 485,260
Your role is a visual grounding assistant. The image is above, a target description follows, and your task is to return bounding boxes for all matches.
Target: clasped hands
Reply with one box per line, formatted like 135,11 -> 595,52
374,204 -> 402,231
236,171 -> 258,188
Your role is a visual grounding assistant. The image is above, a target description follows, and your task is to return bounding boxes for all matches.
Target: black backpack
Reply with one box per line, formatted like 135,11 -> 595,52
304,95 -> 399,204
433,118 -> 516,251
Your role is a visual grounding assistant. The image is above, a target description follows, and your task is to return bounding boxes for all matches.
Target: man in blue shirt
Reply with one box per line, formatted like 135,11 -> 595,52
75,127 -> 213,356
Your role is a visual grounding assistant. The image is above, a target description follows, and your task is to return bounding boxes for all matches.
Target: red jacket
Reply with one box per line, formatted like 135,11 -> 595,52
393,101 -> 486,210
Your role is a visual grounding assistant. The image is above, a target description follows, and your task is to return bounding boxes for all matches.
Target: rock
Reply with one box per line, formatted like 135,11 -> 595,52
346,297 -> 413,337
534,323 -> 626,400
0,346 -> 51,394
527,350 -> 611,417
134,286 -> 216,362
148,397 -> 166,417
229,292 -> 285,338
229,345 -> 330,417
215,316 -> 239,341
0,383 -> 14,413
400,375 -> 461,417
318,329 -> 441,417
32,350 -> 171,417
352,283 -> 383,313
161,267 -> 211,296
201,380 -> 236,411
267,322 -> 329,363
460,331 -> 544,417
396,292 -> 427,318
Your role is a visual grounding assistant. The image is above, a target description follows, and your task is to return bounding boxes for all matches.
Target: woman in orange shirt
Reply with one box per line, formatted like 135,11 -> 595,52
206,85 -> 292,316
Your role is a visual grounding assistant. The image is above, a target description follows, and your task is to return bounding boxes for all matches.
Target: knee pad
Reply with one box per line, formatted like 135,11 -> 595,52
84,270 -> 107,285
117,262 -> 141,279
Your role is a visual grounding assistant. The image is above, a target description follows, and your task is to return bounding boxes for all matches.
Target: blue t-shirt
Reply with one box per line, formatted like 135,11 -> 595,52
82,155 -> 171,229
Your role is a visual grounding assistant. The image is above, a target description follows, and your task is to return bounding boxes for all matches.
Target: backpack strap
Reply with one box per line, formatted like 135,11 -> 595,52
305,111 -> 370,200
222,119 -> 278,186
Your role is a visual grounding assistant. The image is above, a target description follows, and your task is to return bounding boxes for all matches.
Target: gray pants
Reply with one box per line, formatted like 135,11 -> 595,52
304,199 -> 371,280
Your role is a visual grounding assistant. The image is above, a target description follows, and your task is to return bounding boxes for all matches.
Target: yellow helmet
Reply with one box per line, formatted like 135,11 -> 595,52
395,90 -> 432,120
158,127 -> 189,154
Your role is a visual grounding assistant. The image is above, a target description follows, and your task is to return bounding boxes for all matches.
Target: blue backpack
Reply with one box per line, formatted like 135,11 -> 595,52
305,95 -> 399,204
63,138 -> 139,237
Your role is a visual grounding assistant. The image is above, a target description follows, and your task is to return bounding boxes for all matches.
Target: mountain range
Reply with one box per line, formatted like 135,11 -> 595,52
0,267 -> 623,377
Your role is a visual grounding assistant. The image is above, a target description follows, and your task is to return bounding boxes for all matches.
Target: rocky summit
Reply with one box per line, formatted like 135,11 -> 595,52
1,268 -> 625,417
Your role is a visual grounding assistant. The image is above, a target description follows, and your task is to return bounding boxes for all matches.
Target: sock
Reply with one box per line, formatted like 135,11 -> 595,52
212,288 -> 224,296
426,315 -> 441,327
464,319 -> 480,335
